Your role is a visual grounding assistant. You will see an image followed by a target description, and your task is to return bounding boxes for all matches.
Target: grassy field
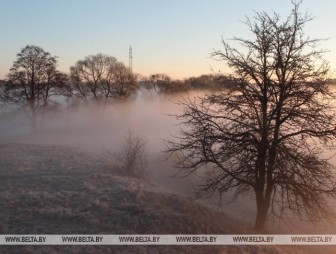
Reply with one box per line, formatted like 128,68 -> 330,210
0,143 -> 316,253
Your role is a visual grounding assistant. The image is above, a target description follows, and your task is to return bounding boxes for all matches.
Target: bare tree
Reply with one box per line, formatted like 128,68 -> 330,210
185,74 -> 236,90
113,62 -> 137,99
1,45 -> 67,131
146,73 -> 172,94
144,73 -> 190,94
119,129 -> 148,178
69,54 -> 137,104
167,1 -> 336,230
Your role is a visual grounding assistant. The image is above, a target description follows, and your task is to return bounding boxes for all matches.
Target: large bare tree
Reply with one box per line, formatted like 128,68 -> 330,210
69,54 -> 136,103
167,1 -> 336,230
2,45 -> 67,131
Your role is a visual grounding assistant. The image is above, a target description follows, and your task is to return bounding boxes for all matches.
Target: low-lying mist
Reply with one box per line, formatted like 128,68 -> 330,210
1,88 -> 335,233
1,91 -> 177,152
0,89 -> 255,221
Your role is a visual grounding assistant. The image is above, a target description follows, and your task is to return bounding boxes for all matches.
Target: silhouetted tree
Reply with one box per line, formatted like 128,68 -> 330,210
146,73 -> 172,94
167,1 -> 336,230
113,62 -> 137,99
184,74 -> 236,90
1,45 -> 67,131
144,73 -> 190,94
185,75 -> 217,89
165,79 -> 189,93
69,54 -> 136,103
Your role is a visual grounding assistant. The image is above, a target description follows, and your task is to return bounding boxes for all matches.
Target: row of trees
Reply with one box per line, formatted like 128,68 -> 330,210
0,46 -> 233,131
141,73 -> 235,94
0,46 -> 138,131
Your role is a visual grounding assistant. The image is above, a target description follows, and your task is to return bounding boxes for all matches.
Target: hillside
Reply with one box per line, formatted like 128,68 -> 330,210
0,143 -> 301,253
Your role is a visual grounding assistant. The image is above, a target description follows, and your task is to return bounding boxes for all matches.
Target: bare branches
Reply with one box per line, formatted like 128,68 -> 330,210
2,45 -> 68,131
69,54 -> 137,104
119,129 -> 148,178
167,2 -> 336,230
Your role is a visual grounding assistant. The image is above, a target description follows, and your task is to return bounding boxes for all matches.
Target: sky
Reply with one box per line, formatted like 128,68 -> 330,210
1,0 -> 336,80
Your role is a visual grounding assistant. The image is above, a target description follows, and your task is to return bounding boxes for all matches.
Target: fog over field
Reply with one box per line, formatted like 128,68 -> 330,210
1,89 -> 336,235
0,90 -> 254,220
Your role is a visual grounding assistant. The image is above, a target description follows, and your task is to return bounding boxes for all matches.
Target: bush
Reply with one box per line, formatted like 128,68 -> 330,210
119,129 -> 148,178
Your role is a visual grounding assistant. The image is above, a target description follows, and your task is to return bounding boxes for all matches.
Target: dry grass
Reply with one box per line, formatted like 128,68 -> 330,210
0,143 -> 308,253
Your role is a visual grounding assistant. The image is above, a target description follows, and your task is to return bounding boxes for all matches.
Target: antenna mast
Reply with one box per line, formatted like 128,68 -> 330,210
129,45 -> 133,72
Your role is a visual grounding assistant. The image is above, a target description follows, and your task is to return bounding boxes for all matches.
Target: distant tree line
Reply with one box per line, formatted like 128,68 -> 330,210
0,45 -> 234,131
141,73 -> 235,94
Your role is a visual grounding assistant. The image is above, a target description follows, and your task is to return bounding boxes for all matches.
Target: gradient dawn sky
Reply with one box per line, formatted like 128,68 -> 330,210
1,0 -> 336,79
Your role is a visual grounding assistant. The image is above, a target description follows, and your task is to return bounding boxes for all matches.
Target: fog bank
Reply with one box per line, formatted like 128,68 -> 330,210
1,89 -> 336,233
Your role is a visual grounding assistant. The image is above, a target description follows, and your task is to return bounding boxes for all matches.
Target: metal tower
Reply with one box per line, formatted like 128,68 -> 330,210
129,45 -> 133,72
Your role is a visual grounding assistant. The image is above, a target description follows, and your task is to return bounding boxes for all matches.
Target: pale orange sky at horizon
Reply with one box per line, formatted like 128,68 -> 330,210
1,0 -> 336,80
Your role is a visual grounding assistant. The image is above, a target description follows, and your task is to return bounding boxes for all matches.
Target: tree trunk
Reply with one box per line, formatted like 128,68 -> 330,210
29,99 -> 38,132
254,198 -> 269,231
254,186 -> 273,231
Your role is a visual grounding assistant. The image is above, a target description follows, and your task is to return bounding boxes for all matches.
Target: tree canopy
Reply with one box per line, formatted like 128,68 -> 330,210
167,1 -> 336,230
2,45 -> 67,131
69,54 -> 137,104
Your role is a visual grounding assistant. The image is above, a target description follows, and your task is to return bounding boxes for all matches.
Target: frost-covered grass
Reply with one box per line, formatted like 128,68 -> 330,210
0,143 -> 313,253
0,143 -> 240,234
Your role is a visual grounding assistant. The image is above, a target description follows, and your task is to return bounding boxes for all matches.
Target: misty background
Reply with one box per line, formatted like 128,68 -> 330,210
1,88 -> 335,233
